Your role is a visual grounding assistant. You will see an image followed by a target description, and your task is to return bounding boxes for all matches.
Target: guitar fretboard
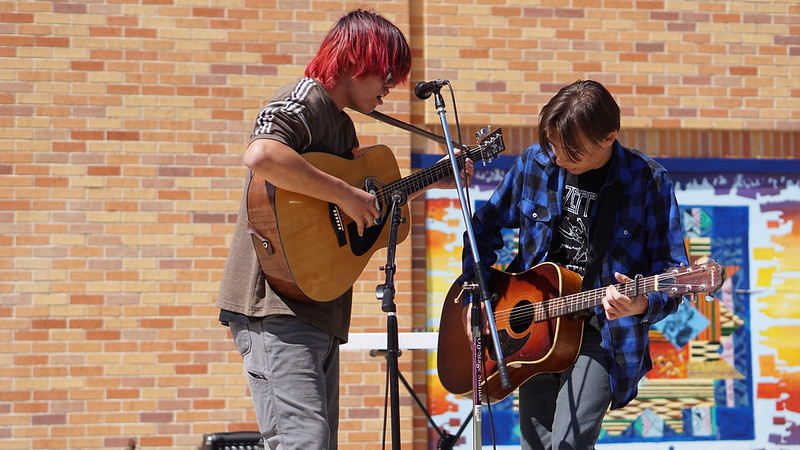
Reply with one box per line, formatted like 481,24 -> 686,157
376,132 -> 502,206
491,261 -> 723,330
533,274 -> 661,321
379,153 -> 467,202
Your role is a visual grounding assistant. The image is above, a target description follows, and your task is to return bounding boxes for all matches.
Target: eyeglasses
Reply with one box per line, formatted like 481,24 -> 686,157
384,67 -> 393,84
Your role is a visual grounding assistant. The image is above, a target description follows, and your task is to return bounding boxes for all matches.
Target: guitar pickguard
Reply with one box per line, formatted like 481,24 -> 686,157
487,299 -> 535,361
364,177 -> 385,226
488,329 -> 529,362
346,220 -> 386,256
341,176 -> 390,256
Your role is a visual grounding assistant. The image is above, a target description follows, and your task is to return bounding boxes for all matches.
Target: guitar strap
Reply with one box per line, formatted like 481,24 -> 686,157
359,109 -> 469,150
581,183 -> 622,292
585,183 -> 631,364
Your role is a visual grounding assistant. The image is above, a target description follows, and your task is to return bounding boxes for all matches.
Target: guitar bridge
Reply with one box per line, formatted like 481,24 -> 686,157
329,204 -> 347,247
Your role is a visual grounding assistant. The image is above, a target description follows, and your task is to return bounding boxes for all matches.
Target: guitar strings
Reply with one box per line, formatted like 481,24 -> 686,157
492,280 -> 656,327
477,258 -> 715,329
377,152 -> 469,205
374,132 -> 502,206
490,277 -> 660,328
491,273 -> 708,327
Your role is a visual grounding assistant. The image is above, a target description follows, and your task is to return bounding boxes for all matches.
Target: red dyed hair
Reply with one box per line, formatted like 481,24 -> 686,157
305,9 -> 411,89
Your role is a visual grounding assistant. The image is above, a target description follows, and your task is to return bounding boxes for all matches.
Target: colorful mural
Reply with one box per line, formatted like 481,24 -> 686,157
424,162 -> 800,449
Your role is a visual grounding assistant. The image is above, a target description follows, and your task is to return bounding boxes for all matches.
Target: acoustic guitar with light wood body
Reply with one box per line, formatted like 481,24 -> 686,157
246,129 -> 505,302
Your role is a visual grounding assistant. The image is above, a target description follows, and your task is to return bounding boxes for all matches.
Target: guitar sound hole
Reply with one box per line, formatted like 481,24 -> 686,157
509,300 -> 533,334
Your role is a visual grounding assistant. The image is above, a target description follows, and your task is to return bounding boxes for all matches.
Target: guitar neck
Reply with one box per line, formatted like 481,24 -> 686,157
535,273 -> 660,321
376,128 -> 503,204
380,151 -> 470,202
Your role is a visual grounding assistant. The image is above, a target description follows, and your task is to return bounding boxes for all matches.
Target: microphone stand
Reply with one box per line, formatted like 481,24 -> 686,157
427,86 -> 511,449
375,191 -> 407,450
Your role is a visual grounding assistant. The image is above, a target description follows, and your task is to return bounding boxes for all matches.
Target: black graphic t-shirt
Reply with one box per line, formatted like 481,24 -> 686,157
548,163 -> 609,276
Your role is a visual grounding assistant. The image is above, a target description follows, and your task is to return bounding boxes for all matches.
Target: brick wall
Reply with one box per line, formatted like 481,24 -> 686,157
1,1 -> 798,449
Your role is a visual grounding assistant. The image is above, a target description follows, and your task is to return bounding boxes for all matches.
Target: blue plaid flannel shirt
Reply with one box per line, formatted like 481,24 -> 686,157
461,140 -> 689,409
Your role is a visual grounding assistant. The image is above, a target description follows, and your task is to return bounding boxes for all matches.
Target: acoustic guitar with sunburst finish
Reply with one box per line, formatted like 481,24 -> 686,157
437,260 -> 725,403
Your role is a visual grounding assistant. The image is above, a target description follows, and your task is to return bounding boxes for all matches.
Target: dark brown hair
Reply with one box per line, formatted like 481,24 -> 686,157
538,80 -> 621,163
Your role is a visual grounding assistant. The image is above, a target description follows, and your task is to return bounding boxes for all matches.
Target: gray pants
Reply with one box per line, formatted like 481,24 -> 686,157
230,315 -> 340,450
518,323 -> 612,450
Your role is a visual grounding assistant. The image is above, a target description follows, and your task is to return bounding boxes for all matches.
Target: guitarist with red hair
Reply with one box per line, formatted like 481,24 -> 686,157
459,80 -> 689,449
217,9 -> 471,450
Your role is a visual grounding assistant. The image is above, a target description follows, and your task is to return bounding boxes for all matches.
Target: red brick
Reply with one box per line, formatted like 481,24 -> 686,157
87,330 -> 121,340
32,319 -> 67,329
713,13 -> 741,23
69,294 -> 104,305
139,436 -> 173,447
193,399 -> 224,409
141,318 -> 173,328
15,355 -> 48,365
125,27 -> 157,38
70,60 -> 105,71
0,13 -> 34,23
141,412 -> 173,422
106,389 -> 139,399
35,177 -> 68,188
35,36 -> 69,47
32,414 -> 67,425
87,165 -> 121,176
193,7 -> 225,17
0,35 -> 35,46
89,26 -> 123,37
1,390 -> 31,402
0,200 -> 31,210
71,130 -> 105,140
730,66 -> 758,76
175,364 -> 207,374
106,131 -> 140,141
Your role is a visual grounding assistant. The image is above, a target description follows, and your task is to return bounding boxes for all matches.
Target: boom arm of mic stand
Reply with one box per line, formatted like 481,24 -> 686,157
429,92 -> 512,391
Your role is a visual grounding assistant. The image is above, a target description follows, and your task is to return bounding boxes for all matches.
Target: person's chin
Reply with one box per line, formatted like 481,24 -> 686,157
351,105 -> 374,114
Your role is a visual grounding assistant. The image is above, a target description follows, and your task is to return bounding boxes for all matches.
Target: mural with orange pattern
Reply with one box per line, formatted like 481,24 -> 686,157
424,168 -> 800,449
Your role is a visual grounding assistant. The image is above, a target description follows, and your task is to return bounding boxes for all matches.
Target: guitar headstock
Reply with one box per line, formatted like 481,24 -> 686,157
468,126 -> 505,165
657,260 -> 725,299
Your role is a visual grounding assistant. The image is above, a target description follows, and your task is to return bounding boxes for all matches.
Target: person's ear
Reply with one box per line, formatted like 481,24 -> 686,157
604,131 -> 618,145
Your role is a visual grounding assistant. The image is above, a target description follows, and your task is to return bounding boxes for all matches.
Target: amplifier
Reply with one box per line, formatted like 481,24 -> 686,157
200,431 -> 263,450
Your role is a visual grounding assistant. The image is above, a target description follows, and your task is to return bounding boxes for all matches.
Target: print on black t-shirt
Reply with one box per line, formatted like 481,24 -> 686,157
548,165 -> 608,276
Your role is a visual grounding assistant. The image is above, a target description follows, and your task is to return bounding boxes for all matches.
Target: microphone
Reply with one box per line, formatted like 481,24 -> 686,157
414,79 -> 448,100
